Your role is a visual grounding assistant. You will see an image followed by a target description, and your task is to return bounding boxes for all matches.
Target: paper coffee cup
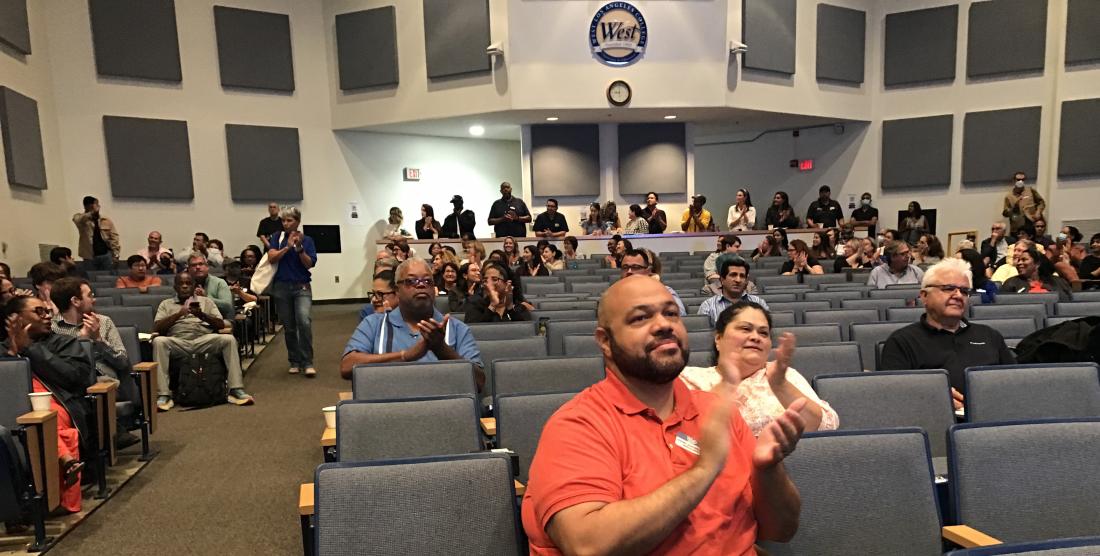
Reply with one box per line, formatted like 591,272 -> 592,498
322,406 -> 336,429
29,392 -> 53,412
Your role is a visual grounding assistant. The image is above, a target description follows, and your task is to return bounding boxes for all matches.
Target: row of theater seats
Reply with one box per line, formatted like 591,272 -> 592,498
300,346 -> 1100,554
0,328 -> 158,551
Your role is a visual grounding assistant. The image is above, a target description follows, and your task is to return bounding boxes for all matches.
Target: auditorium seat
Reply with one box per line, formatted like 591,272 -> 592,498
95,306 -> 155,334
663,278 -> 700,293
566,282 -> 608,296
477,338 -> 549,398
850,321 -> 912,369
1055,301 -> 1100,317
802,273 -> 850,288
536,299 -> 598,311
788,342 -> 864,382
336,396 -> 482,462
681,314 -> 712,331
948,419 -> 1100,544
95,296 -> 116,307
531,309 -> 596,322
563,334 -> 601,356
116,325 -> 158,458
767,301 -> 831,324
963,363 -> 1100,423
773,324 -> 843,346
868,288 -> 922,301
465,321 -> 539,341
562,274 -> 605,283
544,320 -> 596,356
841,298 -> 909,320
819,283 -> 874,294
91,287 -> 127,303
120,294 -> 170,314
492,356 -> 603,397
495,392 -> 577,483
351,361 -> 478,401
813,370 -> 955,475
757,292 -> 798,303
969,318 -> 1038,340
524,282 -> 566,296
804,290 -> 865,309
970,304 -> 1046,330
761,284 -> 814,295
755,275 -> 800,289
0,357 -> 57,550
312,453 -> 523,555
801,308 -> 879,341
1044,316 -> 1082,327
886,306 -> 926,322
771,311 -> 796,327
759,429 -> 942,556
993,293 -> 1059,316
1069,291 -> 1100,303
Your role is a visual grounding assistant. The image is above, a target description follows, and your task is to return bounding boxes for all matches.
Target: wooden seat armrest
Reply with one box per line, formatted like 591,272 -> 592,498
133,361 -> 158,373
942,525 -> 1002,548
87,381 -> 119,395
17,410 -> 58,425
299,483 -> 315,516
338,391 -> 351,402
320,427 -> 335,447
514,480 -> 525,496
16,410 -> 60,511
480,417 -> 497,436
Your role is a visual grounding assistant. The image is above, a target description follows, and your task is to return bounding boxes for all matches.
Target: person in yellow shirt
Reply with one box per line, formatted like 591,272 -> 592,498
681,195 -> 713,232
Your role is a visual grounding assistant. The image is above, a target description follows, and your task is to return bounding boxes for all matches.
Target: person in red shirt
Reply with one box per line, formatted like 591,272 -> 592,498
522,275 -> 806,555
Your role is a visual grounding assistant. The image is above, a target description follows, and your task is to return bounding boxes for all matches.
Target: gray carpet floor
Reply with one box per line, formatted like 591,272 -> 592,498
49,304 -> 361,556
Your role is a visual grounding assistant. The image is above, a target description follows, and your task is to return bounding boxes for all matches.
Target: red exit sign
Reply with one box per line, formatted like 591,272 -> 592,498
798,159 -> 814,171
403,167 -> 421,181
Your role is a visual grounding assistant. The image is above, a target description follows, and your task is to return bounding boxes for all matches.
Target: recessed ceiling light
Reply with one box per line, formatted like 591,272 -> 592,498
545,116 -> 559,121
663,115 -> 677,120
468,125 -> 485,136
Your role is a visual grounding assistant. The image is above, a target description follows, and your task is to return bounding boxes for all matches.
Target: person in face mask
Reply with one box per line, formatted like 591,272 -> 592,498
847,192 -> 879,237
1001,171 -> 1046,236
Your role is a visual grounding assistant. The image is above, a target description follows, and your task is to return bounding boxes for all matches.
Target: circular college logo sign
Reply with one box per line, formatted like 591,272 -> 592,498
589,2 -> 648,66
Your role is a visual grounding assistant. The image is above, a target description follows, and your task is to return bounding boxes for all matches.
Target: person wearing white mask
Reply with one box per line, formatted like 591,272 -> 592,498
847,192 -> 879,238
1002,171 -> 1045,236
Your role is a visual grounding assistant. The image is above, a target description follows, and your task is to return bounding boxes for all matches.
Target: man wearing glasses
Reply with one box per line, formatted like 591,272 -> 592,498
880,258 -> 1015,409
619,249 -> 686,316
340,259 -> 484,389
186,253 -> 234,319
866,240 -> 924,289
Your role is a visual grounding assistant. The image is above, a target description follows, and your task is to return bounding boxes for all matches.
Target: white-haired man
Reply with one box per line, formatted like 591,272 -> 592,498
880,258 -> 1015,408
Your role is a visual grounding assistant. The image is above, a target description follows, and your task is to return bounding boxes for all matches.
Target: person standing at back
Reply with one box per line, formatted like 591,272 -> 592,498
257,202 -> 283,249
681,195 -> 713,232
805,185 -> 843,229
72,196 -> 120,271
267,207 -> 318,377
441,195 -> 477,239
727,189 -> 756,231
847,192 -> 879,237
488,181 -> 531,238
1002,171 -> 1045,236
642,192 -> 668,234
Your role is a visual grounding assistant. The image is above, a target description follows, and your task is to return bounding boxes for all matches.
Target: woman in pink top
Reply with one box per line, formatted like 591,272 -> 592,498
680,299 -> 838,436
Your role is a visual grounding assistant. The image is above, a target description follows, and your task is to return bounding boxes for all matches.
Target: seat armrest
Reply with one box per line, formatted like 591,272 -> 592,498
299,483 -> 315,516
942,525 -> 1002,548
17,410 -> 60,512
87,382 -> 119,465
514,480 -> 525,497
321,427 -> 335,447
480,417 -> 497,436
338,391 -> 351,402
87,381 -> 119,395
133,362 -> 159,434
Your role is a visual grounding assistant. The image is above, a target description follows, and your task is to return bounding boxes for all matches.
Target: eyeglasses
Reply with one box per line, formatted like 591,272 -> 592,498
400,277 -> 434,288
369,290 -> 395,299
25,307 -> 51,318
924,284 -> 972,296
621,264 -> 650,273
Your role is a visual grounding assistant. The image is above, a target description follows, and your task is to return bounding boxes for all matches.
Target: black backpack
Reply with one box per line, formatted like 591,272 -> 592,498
172,352 -> 228,408
1016,316 -> 1100,364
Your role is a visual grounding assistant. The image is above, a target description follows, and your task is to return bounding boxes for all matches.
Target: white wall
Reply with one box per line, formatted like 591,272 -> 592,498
0,1 -> 69,275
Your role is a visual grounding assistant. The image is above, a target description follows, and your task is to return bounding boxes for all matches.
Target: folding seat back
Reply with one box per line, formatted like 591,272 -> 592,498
351,361 -> 478,401
531,309 -> 597,322
1055,301 -> 1100,317
804,290 -> 864,309
964,363 -> 1100,423
536,300 -> 598,311
95,306 -> 155,334
336,396 -> 481,462
524,282 -> 566,296
801,309 -> 879,341
841,298 -> 908,320
545,320 -> 596,356
767,301 -> 831,324
994,293 -> 1058,316
477,337 -> 549,397
789,342 -> 863,382
803,273 -> 851,288
969,318 -> 1038,339
773,324 -> 843,346
850,321 -> 912,370
492,357 -> 604,397
971,304 -> 1046,330
568,282 -> 608,296
563,334 -> 602,356
465,322 -> 539,341
495,392 -> 578,483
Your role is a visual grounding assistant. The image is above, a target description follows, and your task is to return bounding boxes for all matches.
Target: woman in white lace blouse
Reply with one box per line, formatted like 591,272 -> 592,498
680,300 -> 839,436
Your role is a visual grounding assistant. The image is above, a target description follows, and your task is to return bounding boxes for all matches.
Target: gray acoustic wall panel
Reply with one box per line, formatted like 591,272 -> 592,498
88,0 -> 182,82
816,4 -> 866,83
0,0 -> 31,54
530,124 -> 600,198
1066,0 -> 1100,65
962,107 -> 1041,184
1058,98 -> 1100,178
422,0 -> 491,79
214,6 -> 295,92
0,87 -> 46,189
336,7 -> 398,90
103,116 -> 193,199
742,0 -> 797,74
618,123 -> 686,195
884,5 -> 957,87
880,115 -> 953,190
967,0 -> 1047,78
225,124 -> 302,202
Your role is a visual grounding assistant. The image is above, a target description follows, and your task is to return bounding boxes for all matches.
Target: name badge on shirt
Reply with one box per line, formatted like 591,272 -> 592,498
674,432 -> 700,456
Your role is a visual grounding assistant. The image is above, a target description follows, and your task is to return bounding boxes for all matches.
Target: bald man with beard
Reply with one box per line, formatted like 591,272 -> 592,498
522,276 -> 806,555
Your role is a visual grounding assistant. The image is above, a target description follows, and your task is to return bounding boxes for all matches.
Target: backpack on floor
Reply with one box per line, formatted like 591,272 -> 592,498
172,351 -> 228,408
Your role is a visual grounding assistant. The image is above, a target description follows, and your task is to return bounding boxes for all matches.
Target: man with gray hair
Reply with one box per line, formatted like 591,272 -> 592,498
340,258 -> 484,388
186,252 -> 234,319
867,240 -> 924,288
880,258 -> 1014,408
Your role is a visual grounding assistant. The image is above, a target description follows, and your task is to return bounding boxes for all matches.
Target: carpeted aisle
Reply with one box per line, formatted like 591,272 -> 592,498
49,304 -> 361,556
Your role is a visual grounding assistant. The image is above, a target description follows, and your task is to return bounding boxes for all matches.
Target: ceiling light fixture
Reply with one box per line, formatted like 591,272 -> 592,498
545,116 -> 559,121
663,115 -> 677,120
468,125 -> 485,136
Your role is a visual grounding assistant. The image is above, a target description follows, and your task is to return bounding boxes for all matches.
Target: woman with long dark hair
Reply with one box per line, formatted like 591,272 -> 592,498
1002,246 -> 1072,301
415,204 -> 441,239
521,245 -> 549,277
900,201 -> 928,246
449,261 -> 482,312
580,202 -> 602,236
750,235 -> 782,261
956,248 -> 998,303
501,236 -> 521,267
810,231 -> 833,261
764,191 -> 799,229
727,188 -> 756,231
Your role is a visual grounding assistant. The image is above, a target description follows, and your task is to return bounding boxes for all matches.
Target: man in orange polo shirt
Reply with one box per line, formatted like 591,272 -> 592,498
522,276 -> 806,555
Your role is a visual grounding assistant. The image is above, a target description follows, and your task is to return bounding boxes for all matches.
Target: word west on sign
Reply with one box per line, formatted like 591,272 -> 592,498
589,2 -> 648,66
403,167 -> 421,181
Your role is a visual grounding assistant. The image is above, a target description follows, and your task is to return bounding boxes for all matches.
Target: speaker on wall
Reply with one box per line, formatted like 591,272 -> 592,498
103,116 -> 193,199
335,7 -> 399,90
0,0 -> 31,55
0,87 -> 46,189
88,0 -> 182,82
225,124 -> 302,202
213,6 -> 295,92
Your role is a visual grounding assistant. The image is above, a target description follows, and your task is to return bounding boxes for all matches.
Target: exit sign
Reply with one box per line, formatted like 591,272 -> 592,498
798,159 -> 814,171
403,167 -> 421,181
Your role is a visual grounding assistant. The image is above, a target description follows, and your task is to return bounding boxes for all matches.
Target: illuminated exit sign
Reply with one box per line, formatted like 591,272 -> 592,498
798,159 -> 814,171
403,167 -> 421,181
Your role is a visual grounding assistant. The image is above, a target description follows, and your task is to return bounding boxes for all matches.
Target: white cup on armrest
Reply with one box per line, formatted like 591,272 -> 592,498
322,406 -> 336,429
28,392 -> 53,412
